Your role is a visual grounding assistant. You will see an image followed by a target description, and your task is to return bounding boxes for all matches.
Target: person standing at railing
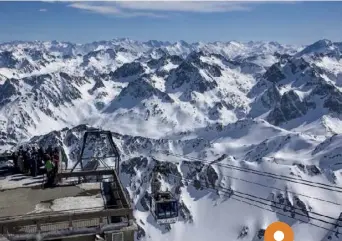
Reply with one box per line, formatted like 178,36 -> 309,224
16,146 -> 24,173
52,151 -> 59,183
46,145 -> 53,158
30,146 -> 38,177
45,155 -> 55,187
17,154 -> 24,173
52,148 -> 59,168
22,148 -> 30,174
11,151 -> 18,173
37,147 -> 45,174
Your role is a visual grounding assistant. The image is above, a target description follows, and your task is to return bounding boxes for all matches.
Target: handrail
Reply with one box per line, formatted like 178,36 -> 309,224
57,169 -> 114,178
62,165 -> 116,172
5,221 -> 131,240
0,205 -> 121,221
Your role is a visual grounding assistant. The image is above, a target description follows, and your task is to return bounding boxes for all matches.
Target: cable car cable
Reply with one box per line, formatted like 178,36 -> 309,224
179,176 -> 342,231
162,151 -> 342,193
166,151 -> 342,191
208,169 -> 341,206
153,152 -> 342,206
168,151 -> 342,191
157,168 -> 340,223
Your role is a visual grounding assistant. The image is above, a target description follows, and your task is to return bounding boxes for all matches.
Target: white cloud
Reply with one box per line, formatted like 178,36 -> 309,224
68,2 -> 166,17
116,2 -> 251,13
39,8 -> 48,12
69,3 -> 120,14
67,1 -> 253,18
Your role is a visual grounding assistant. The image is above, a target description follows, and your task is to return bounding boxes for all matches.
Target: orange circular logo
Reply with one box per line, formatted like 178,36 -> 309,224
265,221 -> 294,241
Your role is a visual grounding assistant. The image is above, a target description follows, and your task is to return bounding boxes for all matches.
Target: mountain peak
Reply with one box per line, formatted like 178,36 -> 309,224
297,38 -> 339,57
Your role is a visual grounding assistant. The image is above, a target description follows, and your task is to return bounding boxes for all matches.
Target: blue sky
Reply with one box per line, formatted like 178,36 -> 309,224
1,1 -> 342,45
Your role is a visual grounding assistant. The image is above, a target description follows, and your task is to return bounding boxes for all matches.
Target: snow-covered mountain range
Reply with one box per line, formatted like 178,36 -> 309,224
1,38 -> 342,241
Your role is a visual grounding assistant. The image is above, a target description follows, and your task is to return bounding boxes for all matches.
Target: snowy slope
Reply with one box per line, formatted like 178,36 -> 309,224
16,122 -> 342,241
1,38 -> 342,241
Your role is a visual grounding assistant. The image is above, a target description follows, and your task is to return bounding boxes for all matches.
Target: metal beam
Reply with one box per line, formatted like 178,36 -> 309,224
5,222 -> 131,241
111,171 -> 130,211
70,131 -> 88,172
107,132 -> 121,173
0,208 -> 133,227
70,130 -> 121,173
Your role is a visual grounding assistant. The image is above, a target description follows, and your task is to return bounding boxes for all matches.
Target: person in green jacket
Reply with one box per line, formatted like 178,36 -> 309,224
45,159 -> 54,172
45,157 -> 55,187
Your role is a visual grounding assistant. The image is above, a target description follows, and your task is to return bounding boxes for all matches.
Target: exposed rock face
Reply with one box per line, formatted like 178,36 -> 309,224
267,90 -> 311,125
238,226 -> 249,239
165,58 -> 218,98
263,63 -> 285,83
270,192 -> 310,223
111,62 -> 145,80
260,84 -> 281,109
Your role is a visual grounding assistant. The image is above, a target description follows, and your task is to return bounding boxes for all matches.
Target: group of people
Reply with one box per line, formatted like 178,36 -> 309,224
11,145 -> 60,186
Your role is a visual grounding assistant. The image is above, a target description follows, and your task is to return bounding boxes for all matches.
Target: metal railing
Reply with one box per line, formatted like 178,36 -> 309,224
0,169 -> 133,238
0,208 -> 132,236
1,163 -> 134,240
4,221 -> 131,241
7,217 -> 109,234
0,205 -> 121,222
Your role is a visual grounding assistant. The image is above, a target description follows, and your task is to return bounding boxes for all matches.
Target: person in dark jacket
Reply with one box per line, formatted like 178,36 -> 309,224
46,145 -> 53,158
22,148 -> 30,174
11,151 -> 18,173
18,146 -> 23,155
30,146 -> 38,177
37,147 -> 45,172
17,147 -> 24,173
53,153 -> 59,173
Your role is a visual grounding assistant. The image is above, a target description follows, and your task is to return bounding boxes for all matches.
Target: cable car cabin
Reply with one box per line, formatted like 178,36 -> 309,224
151,191 -> 179,225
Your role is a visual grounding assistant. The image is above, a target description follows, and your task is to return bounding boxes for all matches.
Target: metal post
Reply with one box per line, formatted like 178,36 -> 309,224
70,132 -> 88,173
151,171 -> 159,194
36,221 -> 41,232
3,226 -> 7,235
107,132 -> 121,174
68,215 -> 73,230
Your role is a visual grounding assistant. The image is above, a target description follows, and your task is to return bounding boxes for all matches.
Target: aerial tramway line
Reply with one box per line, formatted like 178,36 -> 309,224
35,127 -> 342,230
151,150 -> 342,234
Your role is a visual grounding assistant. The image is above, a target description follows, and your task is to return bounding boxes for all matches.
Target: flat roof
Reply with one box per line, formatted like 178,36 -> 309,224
0,167 -> 134,238
0,166 -> 130,219
0,184 -> 104,218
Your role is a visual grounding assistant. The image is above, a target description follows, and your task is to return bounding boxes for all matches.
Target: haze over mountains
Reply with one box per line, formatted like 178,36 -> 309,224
1,38 -> 342,241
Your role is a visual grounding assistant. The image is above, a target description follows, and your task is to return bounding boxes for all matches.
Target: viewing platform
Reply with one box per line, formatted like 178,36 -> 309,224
0,167 -> 137,241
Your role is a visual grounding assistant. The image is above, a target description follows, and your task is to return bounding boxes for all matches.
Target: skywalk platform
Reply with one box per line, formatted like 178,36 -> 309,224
0,167 -> 136,241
